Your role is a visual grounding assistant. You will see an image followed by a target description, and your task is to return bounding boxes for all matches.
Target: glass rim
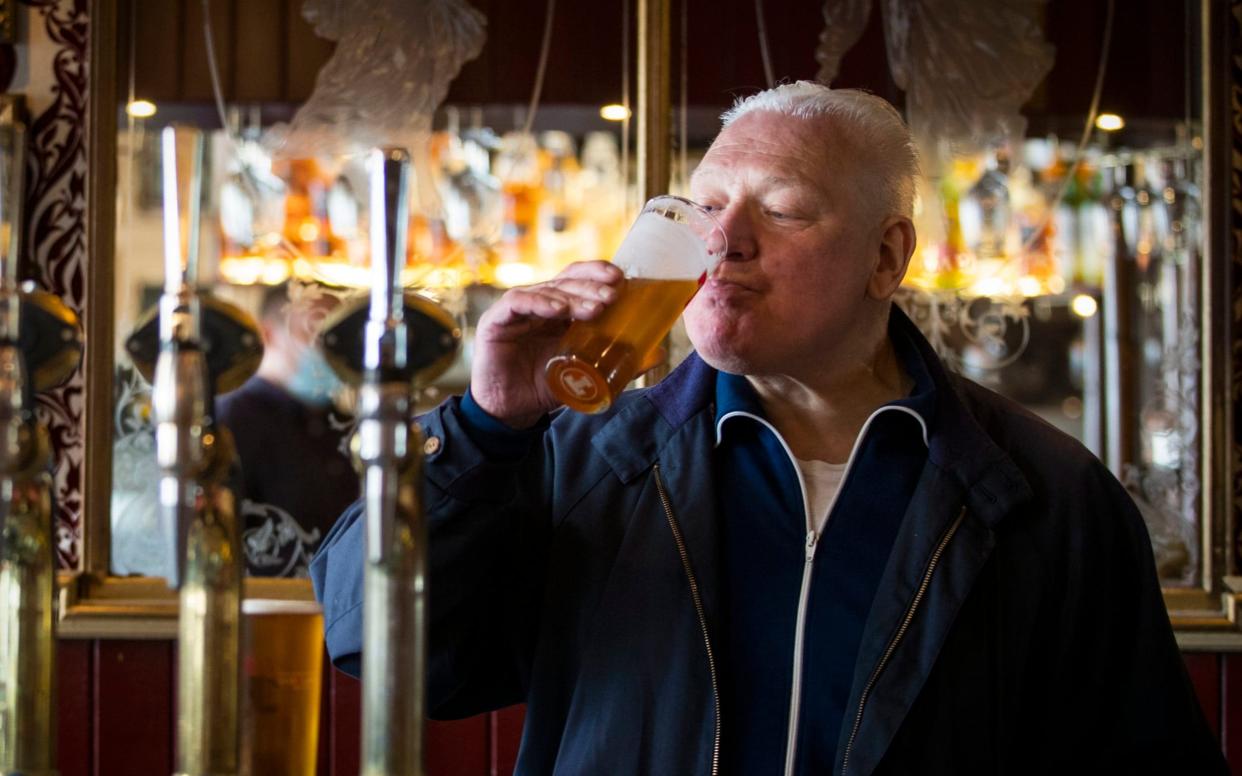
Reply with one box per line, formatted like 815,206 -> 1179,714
640,194 -> 727,260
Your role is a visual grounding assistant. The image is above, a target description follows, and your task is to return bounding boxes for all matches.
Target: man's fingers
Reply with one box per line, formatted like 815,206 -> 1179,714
553,260 -> 624,283
490,286 -> 606,328
544,277 -> 620,304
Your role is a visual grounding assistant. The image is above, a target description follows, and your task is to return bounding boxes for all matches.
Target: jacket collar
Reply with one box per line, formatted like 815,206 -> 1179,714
712,313 -> 936,449
594,305 -> 1033,525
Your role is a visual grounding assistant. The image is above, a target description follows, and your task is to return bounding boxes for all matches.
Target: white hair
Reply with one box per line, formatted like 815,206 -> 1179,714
721,81 -> 919,218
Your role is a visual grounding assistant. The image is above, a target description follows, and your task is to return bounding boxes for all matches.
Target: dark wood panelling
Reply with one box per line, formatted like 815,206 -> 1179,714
93,640 -> 175,775
57,640 -> 92,776
128,0 -> 184,102
285,0 -> 336,101
120,0 -> 1201,124
490,705 -> 526,776
181,0 -> 235,103
232,0 -> 288,101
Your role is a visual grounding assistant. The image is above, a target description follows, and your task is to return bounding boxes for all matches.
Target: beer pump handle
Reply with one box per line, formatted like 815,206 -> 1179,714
366,147 -> 411,378
152,124 -> 210,589
359,147 -> 414,566
161,125 -> 203,297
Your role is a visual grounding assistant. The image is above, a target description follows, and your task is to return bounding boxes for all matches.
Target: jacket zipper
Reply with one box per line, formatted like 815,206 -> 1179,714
840,506 -> 967,775
782,529 -> 818,776
653,464 -> 721,776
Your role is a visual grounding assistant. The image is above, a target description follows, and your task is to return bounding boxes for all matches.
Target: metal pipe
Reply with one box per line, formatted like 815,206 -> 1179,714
358,147 -> 426,776
0,105 -> 61,776
151,124 -> 242,776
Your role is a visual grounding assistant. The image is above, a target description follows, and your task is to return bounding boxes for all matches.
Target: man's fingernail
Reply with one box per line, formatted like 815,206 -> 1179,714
582,299 -> 599,312
598,286 -> 615,300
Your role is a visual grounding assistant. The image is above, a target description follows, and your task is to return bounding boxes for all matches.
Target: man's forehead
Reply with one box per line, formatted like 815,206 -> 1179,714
692,112 -> 856,188
690,166 -> 820,191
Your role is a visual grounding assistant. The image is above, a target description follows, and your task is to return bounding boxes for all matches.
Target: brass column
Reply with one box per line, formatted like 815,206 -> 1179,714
636,0 -> 673,383
0,101 -> 60,776
637,0 -> 671,204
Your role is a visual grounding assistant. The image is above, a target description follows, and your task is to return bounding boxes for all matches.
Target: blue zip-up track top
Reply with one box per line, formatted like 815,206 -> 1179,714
311,307 -> 1225,775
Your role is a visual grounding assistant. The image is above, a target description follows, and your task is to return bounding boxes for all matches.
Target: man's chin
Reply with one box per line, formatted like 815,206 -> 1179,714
690,339 -> 759,376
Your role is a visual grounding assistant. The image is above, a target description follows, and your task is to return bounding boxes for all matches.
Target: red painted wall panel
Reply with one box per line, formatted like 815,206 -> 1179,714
330,667 -> 362,776
318,649 -> 333,776
55,640 -> 1239,775
326,667 -> 489,776
490,706 -> 526,776
93,640 -> 174,775
57,640 -> 92,776
428,716 -> 489,775
1225,655 -> 1242,774
1185,653 -> 1223,741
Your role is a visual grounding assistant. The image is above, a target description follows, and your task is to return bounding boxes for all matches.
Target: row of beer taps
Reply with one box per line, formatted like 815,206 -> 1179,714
0,116 -> 459,775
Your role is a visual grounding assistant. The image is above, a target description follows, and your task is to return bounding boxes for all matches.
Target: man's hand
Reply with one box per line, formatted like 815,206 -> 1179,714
471,261 -> 624,428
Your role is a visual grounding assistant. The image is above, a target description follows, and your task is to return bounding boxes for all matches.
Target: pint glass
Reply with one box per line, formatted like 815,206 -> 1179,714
546,195 -> 726,413
240,599 -> 324,776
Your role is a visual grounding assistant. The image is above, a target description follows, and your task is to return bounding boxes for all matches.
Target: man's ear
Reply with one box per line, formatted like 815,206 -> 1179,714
867,216 -> 916,300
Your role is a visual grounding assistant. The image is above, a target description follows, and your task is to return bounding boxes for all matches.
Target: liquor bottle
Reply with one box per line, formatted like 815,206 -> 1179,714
494,132 -> 542,267
960,149 -> 1010,263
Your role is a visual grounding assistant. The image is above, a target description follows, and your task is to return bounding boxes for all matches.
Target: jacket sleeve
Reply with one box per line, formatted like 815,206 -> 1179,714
309,393 -> 555,719
1054,465 -> 1227,773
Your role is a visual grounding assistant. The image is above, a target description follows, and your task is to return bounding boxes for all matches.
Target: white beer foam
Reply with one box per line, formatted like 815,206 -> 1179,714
613,212 -> 714,279
243,598 -> 324,616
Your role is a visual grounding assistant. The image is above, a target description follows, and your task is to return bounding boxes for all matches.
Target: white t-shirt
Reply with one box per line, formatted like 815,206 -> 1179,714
793,455 -> 848,535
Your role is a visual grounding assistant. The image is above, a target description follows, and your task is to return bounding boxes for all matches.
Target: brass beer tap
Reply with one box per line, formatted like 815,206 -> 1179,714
126,124 -> 262,776
0,96 -> 83,776
319,148 -> 460,776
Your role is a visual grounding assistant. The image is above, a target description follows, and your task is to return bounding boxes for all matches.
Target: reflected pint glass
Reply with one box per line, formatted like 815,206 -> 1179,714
240,599 -> 324,776
546,196 -> 726,413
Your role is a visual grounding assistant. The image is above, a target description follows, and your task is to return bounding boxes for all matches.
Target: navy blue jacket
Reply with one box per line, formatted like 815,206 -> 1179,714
311,309 -> 1225,775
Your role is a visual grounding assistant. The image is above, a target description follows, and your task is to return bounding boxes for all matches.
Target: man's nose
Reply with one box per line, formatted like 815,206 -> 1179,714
714,205 -> 757,262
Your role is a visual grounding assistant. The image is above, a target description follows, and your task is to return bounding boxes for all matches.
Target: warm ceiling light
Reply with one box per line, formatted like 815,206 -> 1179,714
1071,294 -> 1099,318
600,104 -> 631,121
1094,113 -> 1124,132
126,99 -> 157,119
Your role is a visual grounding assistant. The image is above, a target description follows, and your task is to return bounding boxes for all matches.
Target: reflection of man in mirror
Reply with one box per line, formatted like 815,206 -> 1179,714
217,281 -> 358,578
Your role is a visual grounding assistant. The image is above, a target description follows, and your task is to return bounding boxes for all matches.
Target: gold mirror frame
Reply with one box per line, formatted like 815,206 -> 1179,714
56,0 -> 313,639
58,0 -> 1242,642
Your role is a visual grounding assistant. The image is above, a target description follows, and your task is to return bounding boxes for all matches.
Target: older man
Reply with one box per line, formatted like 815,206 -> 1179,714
312,83 -> 1224,775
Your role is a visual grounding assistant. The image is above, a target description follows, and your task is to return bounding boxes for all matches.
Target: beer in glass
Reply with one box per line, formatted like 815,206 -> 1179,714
546,196 -> 726,413
240,599 -> 324,776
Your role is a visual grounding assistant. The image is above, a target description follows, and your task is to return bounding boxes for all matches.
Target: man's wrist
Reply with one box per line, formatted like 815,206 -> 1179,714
458,390 -> 548,460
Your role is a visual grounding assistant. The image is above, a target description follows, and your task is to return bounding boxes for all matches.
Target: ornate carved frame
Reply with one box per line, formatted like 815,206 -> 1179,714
52,0 -> 1242,642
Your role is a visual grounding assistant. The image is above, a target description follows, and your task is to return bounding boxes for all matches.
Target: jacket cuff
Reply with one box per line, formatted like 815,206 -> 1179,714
458,389 -> 549,461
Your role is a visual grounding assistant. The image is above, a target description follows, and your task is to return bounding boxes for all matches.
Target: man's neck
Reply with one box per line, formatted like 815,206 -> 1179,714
746,333 -> 911,464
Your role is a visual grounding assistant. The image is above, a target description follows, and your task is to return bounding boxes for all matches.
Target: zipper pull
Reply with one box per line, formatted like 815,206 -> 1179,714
805,530 -> 817,562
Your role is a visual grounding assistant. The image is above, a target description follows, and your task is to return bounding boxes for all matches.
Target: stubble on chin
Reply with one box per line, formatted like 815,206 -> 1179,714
685,311 -> 755,376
